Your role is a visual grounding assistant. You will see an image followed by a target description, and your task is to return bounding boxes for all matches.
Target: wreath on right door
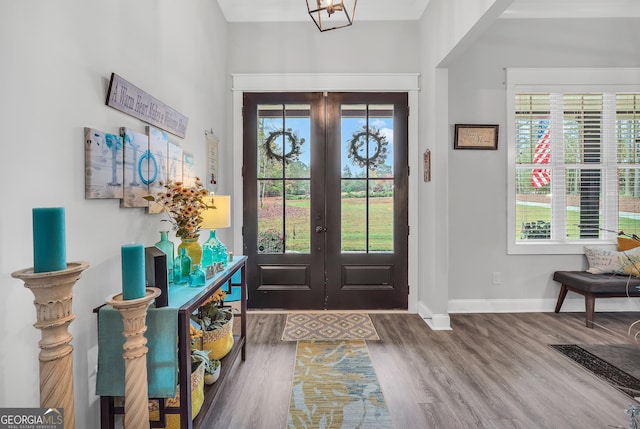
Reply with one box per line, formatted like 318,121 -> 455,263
347,126 -> 389,169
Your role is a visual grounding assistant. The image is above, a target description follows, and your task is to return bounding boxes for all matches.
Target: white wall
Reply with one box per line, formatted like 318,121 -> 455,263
446,18 -> 640,310
0,1 -> 228,427
416,0 -> 512,328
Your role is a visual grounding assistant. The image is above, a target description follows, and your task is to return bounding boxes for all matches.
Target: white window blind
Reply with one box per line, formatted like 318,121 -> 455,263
507,68 -> 640,254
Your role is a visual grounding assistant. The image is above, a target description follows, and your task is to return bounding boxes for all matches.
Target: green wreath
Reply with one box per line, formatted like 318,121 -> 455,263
264,128 -> 305,163
347,126 -> 389,169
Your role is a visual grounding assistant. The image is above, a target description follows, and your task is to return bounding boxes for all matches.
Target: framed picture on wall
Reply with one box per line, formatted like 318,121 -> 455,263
454,124 -> 499,150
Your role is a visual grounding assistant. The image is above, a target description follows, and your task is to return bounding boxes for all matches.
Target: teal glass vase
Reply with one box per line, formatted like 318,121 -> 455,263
189,264 -> 206,287
154,231 -> 174,284
174,247 -> 191,285
204,230 -> 228,267
201,242 -> 214,269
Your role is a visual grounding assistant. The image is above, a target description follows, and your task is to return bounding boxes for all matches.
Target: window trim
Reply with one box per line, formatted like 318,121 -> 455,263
506,68 -> 640,255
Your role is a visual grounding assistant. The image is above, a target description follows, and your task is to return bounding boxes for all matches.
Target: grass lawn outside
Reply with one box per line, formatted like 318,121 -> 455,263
258,197 -> 394,252
517,202 -> 640,239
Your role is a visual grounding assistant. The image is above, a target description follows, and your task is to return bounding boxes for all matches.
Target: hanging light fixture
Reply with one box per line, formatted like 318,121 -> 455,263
306,0 -> 357,32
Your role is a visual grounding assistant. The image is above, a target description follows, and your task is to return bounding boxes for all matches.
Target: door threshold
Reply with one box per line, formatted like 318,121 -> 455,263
247,309 -> 410,314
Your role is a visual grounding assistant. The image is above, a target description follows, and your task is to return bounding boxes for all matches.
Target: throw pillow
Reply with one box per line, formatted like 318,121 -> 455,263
618,236 -> 640,251
584,245 -> 640,274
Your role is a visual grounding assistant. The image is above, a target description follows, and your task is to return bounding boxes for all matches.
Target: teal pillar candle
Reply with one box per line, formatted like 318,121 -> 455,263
32,207 -> 66,273
121,244 -> 145,300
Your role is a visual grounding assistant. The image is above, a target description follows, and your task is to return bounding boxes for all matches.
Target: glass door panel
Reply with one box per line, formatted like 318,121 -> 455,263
339,103 -> 395,253
257,103 -> 312,255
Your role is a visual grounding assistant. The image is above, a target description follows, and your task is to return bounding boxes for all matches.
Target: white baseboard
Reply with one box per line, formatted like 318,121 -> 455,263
416,297 -> 640,331
448,297 -> 640,313
417,301 -> 452,330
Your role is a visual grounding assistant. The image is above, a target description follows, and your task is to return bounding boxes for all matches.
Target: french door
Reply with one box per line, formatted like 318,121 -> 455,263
243,92 -> 408,310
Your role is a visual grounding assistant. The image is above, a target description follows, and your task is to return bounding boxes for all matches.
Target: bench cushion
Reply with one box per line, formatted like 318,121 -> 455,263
553,271 -> 640,295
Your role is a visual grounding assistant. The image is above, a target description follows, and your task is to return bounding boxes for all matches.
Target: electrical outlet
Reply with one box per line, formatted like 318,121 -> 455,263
492,272 -> 501,285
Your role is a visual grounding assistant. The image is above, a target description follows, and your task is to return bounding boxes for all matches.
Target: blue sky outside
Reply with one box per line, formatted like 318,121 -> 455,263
265,116 -> 395,173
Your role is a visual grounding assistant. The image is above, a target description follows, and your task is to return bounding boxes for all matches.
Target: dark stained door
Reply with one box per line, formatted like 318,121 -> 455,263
243,92 -> 408,310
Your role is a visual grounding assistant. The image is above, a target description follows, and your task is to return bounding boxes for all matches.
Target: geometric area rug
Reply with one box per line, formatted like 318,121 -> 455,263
287,340 -> 393,429
550,343 -> 640,400
282,312 -> 380,341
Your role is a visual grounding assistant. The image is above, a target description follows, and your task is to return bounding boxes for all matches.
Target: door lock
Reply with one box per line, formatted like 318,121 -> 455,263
315,226 -> 327,233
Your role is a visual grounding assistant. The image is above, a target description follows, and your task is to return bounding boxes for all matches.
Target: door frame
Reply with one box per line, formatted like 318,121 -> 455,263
231,73 -> 420,313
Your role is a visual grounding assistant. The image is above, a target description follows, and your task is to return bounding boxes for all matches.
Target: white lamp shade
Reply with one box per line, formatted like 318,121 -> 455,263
201,195 -> 231,229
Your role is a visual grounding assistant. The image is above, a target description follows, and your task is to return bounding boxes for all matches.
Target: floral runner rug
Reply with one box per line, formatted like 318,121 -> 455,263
281,312 -> 380,341
287,340 -> 393,429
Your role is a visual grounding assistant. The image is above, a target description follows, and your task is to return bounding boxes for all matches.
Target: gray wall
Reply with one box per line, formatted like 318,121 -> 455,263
447,18 -> 640,305
228,21 -> 419,73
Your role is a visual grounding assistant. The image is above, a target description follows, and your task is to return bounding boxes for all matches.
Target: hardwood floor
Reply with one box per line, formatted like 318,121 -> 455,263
202,311 -> 640,428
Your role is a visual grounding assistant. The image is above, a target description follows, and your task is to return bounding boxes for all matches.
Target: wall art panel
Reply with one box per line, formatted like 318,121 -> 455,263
120,128 -> 150,208
84,127 -> 124,199
146,126 -> 169,214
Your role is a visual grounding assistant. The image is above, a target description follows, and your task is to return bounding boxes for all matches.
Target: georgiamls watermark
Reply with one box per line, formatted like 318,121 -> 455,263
0,408 -> 63,429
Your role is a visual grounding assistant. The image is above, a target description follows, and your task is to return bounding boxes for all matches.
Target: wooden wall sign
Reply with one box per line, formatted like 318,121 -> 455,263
105,73 -> 189,139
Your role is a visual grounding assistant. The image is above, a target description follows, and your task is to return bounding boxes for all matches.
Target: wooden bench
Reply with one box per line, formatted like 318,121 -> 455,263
553,271 -> 640,328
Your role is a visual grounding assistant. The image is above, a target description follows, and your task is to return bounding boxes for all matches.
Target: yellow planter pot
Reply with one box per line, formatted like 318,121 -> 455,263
202,315 -> 234,360
149,360 -> 205,429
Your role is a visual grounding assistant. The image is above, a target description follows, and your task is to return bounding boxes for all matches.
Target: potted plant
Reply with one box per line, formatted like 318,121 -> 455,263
191,349 -> 221,385
191,289 -> 234,360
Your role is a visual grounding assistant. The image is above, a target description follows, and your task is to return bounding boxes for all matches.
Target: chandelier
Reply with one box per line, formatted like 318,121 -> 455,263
306,0 -> 357,32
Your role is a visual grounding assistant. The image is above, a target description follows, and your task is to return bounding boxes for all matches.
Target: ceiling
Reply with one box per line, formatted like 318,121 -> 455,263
216,0 -> 640,23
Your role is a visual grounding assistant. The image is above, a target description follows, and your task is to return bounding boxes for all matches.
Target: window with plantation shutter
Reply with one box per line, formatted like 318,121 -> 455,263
507,69 -> 640,254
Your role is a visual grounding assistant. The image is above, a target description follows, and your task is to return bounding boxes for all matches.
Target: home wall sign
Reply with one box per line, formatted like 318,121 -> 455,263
106,73 -> 189,139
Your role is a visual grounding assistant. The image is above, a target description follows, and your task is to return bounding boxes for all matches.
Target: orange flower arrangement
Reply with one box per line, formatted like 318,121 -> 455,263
145,178 -> 210,239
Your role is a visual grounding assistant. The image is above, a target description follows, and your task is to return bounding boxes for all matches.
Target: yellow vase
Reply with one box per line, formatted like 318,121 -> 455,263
178,237 -> 202,266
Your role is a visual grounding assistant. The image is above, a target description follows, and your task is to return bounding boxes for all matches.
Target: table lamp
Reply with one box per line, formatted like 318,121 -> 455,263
201,195 -> 231,268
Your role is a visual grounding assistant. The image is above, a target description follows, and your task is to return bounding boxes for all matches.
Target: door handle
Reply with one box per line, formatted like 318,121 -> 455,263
315,226 -> 327,233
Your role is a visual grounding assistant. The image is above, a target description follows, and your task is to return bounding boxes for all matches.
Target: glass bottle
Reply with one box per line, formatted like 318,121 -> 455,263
173,248 -> 191,285
189,264 -> 206,287
201,242 -> 214,269
154,231 -> 174,284
205,230 -> 228,267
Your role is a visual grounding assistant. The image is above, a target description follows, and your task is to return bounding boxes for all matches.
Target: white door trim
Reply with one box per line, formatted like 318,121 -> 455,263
231,73 -> 420,313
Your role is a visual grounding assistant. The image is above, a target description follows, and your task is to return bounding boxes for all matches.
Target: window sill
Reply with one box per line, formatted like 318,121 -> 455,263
508,240 -> 617,255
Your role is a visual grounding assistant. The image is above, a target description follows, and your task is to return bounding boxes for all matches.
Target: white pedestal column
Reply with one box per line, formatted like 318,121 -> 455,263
11,261 -> 90,429
106,288 -> 160,429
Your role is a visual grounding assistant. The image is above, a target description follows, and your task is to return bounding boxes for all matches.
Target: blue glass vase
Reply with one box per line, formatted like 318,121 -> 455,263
202,242 -> 214,269
189,264 -> 206,287
174,248 -> 191,285
204,230 -> 228,267
154,231 -> 174,284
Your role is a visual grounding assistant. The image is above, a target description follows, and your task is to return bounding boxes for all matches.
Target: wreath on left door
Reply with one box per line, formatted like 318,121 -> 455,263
263,128 -> 305,163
